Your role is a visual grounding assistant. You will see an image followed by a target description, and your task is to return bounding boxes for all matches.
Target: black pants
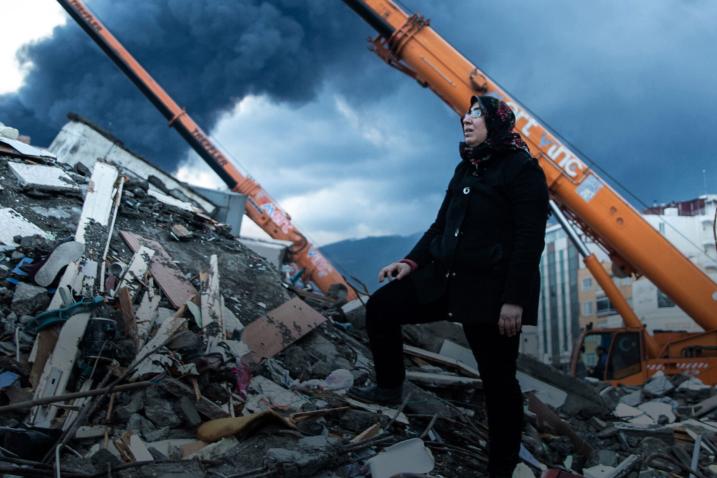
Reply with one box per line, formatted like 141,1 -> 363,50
366,276 -> 523,477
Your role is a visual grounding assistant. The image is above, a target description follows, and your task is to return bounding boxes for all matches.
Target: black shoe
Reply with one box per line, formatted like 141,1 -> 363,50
347,385 -> 403,406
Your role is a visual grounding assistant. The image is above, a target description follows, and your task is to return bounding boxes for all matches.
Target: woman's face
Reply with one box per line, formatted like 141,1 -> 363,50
462,103 -> 488,147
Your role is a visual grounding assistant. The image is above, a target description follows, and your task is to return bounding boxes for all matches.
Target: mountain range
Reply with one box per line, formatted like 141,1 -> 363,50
321,233 -> 422,294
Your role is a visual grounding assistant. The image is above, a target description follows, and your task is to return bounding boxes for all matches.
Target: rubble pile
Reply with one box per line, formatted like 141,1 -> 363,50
0,123 -> 715,478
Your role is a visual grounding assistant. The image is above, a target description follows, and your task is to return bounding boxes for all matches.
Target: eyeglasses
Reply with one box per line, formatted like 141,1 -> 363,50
468,103 -> 484,119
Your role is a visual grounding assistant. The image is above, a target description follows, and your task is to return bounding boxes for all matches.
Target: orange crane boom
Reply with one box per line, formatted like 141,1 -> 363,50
57,0 -> 354,300
343,0 -> 717,331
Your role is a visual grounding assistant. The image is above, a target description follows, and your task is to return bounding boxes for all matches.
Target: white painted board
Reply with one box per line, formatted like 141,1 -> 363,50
75,161 -> 119,244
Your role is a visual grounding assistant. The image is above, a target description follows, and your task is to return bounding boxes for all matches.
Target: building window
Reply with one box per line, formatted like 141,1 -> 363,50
596,295 -> 616,316
582,277 -> 592,291
583,302 -> 593,315
659,222 -> 665,234
657,290 -> 675,308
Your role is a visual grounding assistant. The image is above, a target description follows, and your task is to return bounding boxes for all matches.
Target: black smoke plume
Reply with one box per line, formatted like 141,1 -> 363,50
0,0 -> 378,170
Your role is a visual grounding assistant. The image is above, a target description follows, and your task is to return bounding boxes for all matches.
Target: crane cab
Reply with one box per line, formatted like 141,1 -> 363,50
571,325 -> 717,386
571,327 -> 647,385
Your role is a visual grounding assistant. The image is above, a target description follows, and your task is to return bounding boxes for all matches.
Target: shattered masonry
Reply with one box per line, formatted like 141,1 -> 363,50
0,119 -> 716,477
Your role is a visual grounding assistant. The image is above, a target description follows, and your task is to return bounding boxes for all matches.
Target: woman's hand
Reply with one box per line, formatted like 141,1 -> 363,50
378,262 -> 412,282
498,303 -> 523,337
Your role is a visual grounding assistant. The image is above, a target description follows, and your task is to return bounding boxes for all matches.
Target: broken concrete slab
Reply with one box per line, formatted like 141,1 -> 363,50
0,208 -> 51,246
439,339 -> 568,408
11,282 -> 49,316
0,137 -> 56,159
619,389 -> 643,408
367,438 -> 435,478
638,400 -> 676,424
642,371 -> 674,398
518,353 -> 611,416
8,162 -> 79,193
614,403 -> 655,426
245,375 -> 309,413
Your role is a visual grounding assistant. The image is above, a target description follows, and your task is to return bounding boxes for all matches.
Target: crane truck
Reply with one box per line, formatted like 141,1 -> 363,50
342,0 -> 717,385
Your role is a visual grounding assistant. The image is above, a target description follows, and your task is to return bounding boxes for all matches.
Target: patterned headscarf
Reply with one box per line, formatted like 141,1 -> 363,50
460,95 -> 530,165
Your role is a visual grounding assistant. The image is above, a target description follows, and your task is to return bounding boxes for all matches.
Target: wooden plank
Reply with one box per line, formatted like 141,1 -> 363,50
61,381 -> 92,432
0,208 -> 50,246
29,313 -> 92,427
118,287 -> 139,347
135,284 -> 161,348
116,432 -> 153,462
404,344 -> 480,378
8,162 -> 79,192
170,224 -> 193,240
130,309 -> 187,381
99,176 -> 125,292
406,371 -> 482,387
116,246 -> 155,298
148,186 -> 197,212
200,254 -> 223,337
344,397 -> 409,425
120,230 -> 197,308
75,161 -> 119,245
241,297 -> 326,365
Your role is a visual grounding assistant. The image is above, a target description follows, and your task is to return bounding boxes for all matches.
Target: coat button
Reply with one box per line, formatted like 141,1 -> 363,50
463,187 -> 470,195
445,272 -> 450,278
448,312 -> 453,318
451,272 -> 456,277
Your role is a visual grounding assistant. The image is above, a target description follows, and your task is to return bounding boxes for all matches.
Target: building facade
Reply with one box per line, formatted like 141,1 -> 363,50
532,195 -> 717,366
534,224 -> 581,367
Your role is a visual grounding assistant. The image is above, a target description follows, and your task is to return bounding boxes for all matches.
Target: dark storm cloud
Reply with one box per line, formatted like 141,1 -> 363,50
0,0 -> 381,169
411,0 -> 717,204
3,0 -> 717,244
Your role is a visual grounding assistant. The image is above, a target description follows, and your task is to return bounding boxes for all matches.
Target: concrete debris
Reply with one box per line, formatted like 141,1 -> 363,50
0,120 -> 715,478
8,161 -> 80,193
11,281 -> 50,316
642,371 -> 675,398
367,438 -> 435,478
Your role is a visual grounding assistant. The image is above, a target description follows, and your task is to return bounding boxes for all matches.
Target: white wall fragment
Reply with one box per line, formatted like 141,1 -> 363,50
0,208 -> 52,246
9,162 -> 79,192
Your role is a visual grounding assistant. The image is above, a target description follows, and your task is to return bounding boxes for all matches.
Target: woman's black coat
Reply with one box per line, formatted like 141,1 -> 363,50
405,149 -> 549,326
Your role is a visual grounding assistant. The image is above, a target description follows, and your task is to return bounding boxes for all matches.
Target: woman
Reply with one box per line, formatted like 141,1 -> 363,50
349,95 -> 550,478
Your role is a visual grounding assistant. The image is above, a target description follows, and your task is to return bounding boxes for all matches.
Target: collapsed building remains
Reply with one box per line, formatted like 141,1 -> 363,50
0,119 -> 715,477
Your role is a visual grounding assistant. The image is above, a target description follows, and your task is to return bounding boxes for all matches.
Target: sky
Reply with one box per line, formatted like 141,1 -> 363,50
1,0 -> 716,246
